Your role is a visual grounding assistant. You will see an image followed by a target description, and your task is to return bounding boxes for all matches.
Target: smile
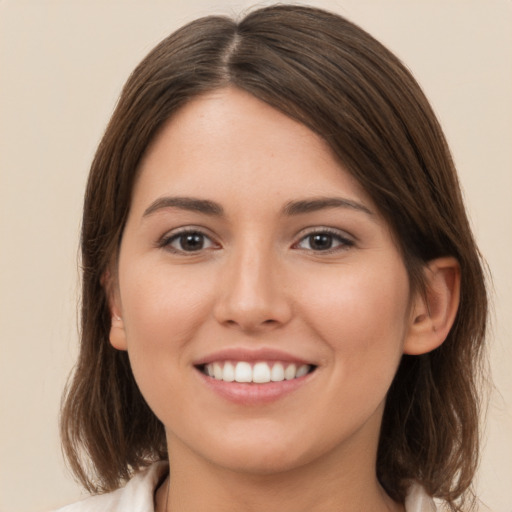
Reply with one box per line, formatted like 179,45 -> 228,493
200,361 -> 314,383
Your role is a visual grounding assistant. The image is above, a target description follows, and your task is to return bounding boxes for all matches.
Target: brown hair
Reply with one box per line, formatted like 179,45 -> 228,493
61,5 -> 488,510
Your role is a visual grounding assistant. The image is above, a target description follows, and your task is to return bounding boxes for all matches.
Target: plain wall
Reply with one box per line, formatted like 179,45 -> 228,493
0,1 -> 510,511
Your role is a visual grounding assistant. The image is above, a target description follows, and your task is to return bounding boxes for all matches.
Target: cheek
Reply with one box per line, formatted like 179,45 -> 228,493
121,263 -> 213,342
117,263 -> 214,402
297,259 -> 411,370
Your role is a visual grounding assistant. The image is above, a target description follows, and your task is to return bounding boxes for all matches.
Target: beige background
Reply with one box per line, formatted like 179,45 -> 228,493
0,1 -> 511,511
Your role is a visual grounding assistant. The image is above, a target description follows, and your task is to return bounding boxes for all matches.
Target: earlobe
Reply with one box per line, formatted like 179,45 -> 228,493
403,257 -> 461,355
102,269 -> 128,351
109,313 -> 128,351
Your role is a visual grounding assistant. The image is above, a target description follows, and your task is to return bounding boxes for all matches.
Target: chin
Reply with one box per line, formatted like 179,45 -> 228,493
182,421 -> 335,477
208,446 -> 312,477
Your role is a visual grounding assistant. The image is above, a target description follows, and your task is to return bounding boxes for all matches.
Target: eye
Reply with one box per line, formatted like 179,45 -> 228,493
295,229 -> 354,252
161,230 -> 217,253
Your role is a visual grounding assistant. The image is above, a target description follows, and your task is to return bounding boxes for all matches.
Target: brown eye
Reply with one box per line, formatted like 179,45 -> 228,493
177,233 -> 206,251
308,234 -> 334,250
295,230 -> 354,252
162,230 -> 216,253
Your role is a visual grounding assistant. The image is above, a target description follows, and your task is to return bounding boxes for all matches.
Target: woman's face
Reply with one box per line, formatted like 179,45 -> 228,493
110,87 -> 416,475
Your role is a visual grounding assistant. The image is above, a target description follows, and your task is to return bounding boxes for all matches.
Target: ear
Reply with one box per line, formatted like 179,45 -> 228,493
403,257 -> 461,355
102,269 -> 128,351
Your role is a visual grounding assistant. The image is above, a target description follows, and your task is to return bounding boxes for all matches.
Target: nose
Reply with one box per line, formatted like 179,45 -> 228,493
213,242 -> 293,333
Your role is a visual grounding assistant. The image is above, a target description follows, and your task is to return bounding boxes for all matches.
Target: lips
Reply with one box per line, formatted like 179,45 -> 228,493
193,348 -> 317,402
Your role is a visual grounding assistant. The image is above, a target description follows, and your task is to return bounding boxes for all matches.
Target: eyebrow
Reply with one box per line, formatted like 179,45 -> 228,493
142,195 -> 373,219
282,197 -> 374,216
143,196 -> 224,217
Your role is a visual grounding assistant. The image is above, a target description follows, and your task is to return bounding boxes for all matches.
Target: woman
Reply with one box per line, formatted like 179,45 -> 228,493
57,5 -> 488,511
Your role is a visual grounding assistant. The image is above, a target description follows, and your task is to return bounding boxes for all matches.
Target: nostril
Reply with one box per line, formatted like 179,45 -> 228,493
220,317 -> 282,330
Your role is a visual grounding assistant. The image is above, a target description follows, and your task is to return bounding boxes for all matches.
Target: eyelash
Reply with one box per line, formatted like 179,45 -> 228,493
158,227 -> 354,255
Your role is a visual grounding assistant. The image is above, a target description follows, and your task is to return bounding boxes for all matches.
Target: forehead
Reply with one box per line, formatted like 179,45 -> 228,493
132,87 -> 375,216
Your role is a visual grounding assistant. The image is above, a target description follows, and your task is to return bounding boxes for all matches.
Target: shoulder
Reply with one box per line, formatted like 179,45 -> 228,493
405,484 -> 437,512
51,461 -> 168,512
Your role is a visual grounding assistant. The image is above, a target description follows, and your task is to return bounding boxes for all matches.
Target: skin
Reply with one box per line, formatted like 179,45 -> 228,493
108,87 -> 460,512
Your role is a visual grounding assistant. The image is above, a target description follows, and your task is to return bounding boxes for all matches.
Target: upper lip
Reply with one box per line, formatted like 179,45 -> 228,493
193,347 -> 316,367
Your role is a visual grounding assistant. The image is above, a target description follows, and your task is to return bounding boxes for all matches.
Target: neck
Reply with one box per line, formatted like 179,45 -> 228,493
158,431 -> 403,512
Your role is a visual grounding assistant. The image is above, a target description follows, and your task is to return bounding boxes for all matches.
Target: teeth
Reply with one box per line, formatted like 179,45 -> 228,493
213,362 -> 223,380
253,362 -> 271,383
204,361 -> 312,383
222,362 -> 235,382
296,364 -> 309,378
270,363 -> 285,382
284,363 -> 297,380
235,362 -> 252,383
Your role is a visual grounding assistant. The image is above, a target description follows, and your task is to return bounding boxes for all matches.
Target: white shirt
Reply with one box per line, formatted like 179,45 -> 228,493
53,461 -> 437,512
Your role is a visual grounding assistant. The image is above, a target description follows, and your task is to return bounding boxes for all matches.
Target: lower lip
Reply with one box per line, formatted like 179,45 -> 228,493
195,369 -> 314,405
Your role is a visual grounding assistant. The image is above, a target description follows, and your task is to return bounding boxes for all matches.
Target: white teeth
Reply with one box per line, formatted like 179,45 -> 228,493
284,363 -> 297,380
222,361 -> 235,382
253,362 -> 271,383
213,362 -> 223,380
296,364 -> 309,378
270,363 -> 285,382
204,361 -> 312,383
235,362 -> 252,383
